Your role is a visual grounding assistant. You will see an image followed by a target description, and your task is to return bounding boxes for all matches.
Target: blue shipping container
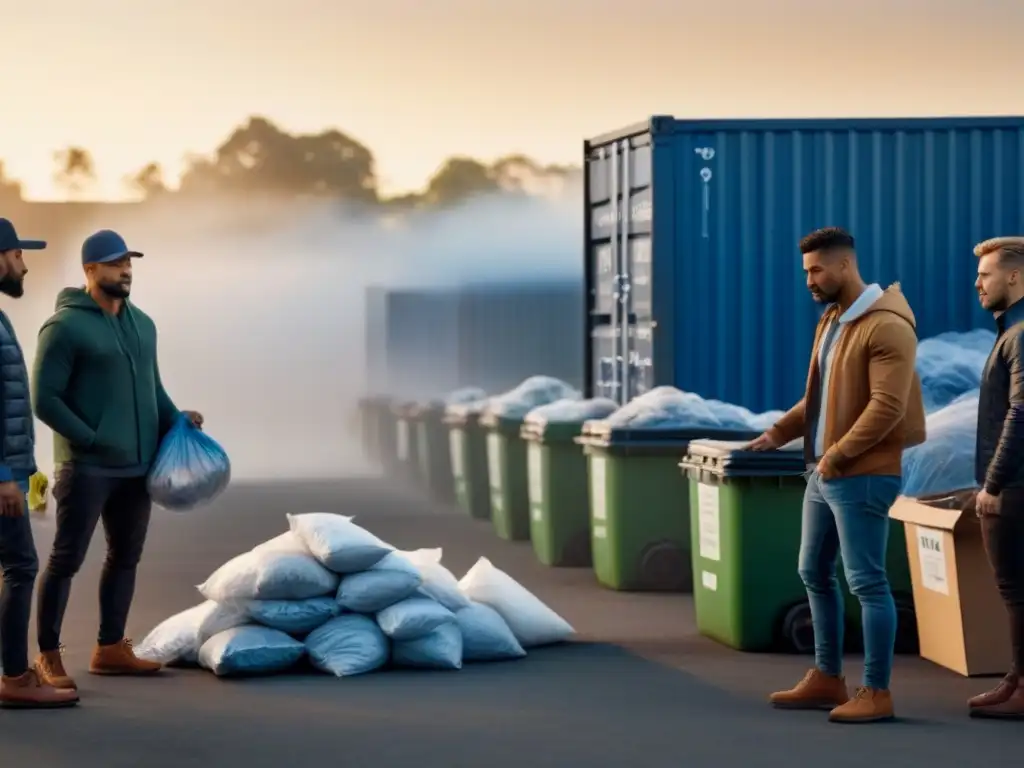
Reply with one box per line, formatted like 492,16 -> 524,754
363,286 -> 461,400
584,115 -> 1024,413
364,281 -> 584,401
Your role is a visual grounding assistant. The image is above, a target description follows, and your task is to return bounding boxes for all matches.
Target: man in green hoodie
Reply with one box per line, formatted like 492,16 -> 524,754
31,229 -> 202,691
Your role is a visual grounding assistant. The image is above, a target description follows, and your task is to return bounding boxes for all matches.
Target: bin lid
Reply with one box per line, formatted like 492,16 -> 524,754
680,439 -> 807,477
579,424 -> 761,449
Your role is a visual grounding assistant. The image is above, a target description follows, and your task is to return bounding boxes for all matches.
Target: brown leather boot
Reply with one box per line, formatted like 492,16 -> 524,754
769,668 -> 850,710
89,639 -> 163,676
971,681 -> 1024,719
968,674 -> 1017,709
0,668 -> 79,709
36,648 -> 77,690
829,687 -> 895,723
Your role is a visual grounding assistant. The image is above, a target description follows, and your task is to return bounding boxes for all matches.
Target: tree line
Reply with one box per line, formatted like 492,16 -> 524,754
0,116 -> 580,210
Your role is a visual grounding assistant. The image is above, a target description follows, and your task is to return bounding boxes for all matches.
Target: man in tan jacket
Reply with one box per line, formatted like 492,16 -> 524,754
749,227 -> 925,724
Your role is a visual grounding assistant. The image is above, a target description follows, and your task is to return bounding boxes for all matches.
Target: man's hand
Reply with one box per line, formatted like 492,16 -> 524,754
815,456 -> 835,480
0,481 -> 24,518
182,410 -> 204,429
748,432 -> 779,452
976,488 -> 1001,517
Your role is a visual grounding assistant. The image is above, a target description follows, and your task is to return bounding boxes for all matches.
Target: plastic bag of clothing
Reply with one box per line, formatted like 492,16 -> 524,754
917,330 -> 995,412
305,615 -> 390,677
197,550 -> 339,603
198,625 -> 306,676
135,600 -> 249,666
455,602 -> 526,662
287,513 -> 392,573
376,596 -> 455,641
336,551 -> 423,613
245,597 -> 341,636
147,414 -> 231,511
901,390 -> 979,497
392,623 -> 463,670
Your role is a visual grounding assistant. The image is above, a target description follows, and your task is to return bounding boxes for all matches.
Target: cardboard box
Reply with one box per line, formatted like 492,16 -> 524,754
889,492 -> 1011,677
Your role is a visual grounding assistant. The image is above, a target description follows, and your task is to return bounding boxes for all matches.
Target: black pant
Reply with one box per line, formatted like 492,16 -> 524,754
981,491 -> 1024,676
36,466 -> 152,651
0,487 -> 38,677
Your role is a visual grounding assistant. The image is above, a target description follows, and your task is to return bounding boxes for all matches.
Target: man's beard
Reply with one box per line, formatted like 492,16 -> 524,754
99,281 -> 130,299
0,276 -> 24,298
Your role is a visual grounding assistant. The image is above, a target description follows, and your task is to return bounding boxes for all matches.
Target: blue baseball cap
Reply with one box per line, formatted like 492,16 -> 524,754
81,229 -> 143,265
0,218 -> 46,251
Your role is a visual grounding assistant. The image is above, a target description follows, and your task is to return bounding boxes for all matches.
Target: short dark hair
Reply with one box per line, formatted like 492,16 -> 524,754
974,237 -> 1024,269
799,227 -> 855,255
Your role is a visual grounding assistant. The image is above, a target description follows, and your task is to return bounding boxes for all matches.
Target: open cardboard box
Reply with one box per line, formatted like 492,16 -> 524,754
889,489 -> 1010,676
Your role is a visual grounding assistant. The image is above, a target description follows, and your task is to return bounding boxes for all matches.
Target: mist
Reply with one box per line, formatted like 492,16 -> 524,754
7,186 -> 583,482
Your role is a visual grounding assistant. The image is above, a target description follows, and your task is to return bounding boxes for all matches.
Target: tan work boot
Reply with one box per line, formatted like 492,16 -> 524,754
89,639 -> 162,676
36,647 -> 77,690
829,687 -> 895,723
769,668 -> 850,710
0,668 -> 79,709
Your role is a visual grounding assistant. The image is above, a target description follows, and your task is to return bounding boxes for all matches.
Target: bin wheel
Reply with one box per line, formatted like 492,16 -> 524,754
893,592 -> 919,655
781,602 -> 815,654
638,542 -> 691,592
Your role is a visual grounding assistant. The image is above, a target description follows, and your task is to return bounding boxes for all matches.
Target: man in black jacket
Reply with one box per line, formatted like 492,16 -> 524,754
970,236 -> 1024,719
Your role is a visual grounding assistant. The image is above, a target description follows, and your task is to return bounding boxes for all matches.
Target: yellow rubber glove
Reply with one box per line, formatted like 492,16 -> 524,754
28,472 -> 49,512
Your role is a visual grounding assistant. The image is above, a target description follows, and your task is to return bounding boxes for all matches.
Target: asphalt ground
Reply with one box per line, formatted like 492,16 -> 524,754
1,475 -> 1020,767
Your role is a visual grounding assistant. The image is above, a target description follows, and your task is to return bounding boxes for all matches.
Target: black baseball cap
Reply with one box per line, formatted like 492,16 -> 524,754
0,218 -> 46,251
81,229 -> 143,265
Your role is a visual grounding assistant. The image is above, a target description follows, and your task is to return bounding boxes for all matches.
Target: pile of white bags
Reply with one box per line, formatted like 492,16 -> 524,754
135,512 -> 574,677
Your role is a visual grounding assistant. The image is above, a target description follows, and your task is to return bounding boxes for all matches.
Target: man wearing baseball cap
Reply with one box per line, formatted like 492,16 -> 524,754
0,218 -> 78,707
31,229 -> 203,691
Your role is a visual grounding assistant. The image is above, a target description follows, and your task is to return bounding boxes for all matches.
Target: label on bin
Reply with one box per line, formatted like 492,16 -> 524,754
593,524 -> 607,539
591,457 -> 607,521
449,432 -> 465,479
528,443 -> 544,504
702,570 -> 718,591
397,421 -> 409,461
487,433 -> 503,490
532,506 -> 543,522
916,526 -> 949,595
697,483 -> 721,562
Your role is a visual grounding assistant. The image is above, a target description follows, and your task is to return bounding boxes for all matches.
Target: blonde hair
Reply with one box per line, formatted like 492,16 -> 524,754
974,237 -> 1024,265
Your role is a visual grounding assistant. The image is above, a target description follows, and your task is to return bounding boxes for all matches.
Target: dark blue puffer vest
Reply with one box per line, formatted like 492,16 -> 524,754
0,310 -> 36,480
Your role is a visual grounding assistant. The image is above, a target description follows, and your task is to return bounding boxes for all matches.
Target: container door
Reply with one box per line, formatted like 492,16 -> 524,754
628,322 -> 655,397
590,325 -> 617,400
587,135 -> 653,405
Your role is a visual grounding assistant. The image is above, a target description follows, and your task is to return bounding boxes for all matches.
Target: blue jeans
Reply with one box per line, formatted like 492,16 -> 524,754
0,482 -> 38,678
799,470 -> 901,690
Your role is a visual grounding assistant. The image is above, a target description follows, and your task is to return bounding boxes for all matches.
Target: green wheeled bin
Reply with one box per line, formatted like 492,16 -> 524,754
392,401 -> 422,484
415,402 -> 455,503
680,439 -> 919,654
444,407 -> 491,520
522,419 -> 594,567
481,411 -> 530,541
577,423 -> 760,592
680,439 -> 811,651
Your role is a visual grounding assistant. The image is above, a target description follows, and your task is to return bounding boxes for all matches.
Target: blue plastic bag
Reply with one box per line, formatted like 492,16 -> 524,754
148,414 -> 231,511
392,623 -> 463,670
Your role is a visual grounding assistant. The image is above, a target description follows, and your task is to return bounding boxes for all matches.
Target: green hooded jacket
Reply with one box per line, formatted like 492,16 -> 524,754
32,287 -> 180,475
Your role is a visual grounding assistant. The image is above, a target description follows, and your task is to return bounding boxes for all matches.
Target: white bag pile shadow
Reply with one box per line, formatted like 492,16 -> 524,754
135,513 -> 575,677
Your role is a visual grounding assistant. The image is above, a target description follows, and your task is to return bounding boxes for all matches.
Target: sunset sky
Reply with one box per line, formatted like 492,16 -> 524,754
3,0 -> 1022,200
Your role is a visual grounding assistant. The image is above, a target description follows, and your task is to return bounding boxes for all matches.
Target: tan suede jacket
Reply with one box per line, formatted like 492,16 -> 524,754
767,284 -> 926,478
